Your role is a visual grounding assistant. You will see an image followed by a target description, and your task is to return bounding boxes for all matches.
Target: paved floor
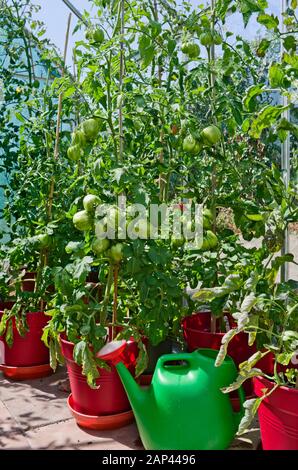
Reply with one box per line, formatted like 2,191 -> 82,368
0,368 -> 260,450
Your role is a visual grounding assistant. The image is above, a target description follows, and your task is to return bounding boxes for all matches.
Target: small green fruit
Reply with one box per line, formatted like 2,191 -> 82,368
92,238 -> 110,255
183,135 -> 197,153
206,230 -> 219,249
201,125 -> 222,146
67,145 -> 83,162
83,194 -> 100,213
82,119 -> 101,141
73,210 -> 93,231
200,32 -> 214,47
72,129 -> 86,147
93,27 -> 105,44
110,243 -> 124,263
182,41 -> 200,58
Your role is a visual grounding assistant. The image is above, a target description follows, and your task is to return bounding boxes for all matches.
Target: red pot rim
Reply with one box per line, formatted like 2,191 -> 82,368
60,334 -> 75,347
184,325 -> 225,338
0,363 -> 52,380
182,311 -> 232,336
254,375 -> 298,395
67,394 -> 134,430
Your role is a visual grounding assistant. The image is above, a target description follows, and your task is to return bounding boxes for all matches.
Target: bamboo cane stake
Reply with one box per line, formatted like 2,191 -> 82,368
47,13 -> 72,219
39,14 -> 71,311
119,0 -> 125,165
152,0 -> 165,201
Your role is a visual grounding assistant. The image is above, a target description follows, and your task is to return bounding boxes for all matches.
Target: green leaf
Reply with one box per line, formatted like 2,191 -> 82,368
243,84 -> 265,112
246,213 -> 264,221
135,342 -> 148,377
73,340 -> 87,366
82,346 -> 100,388
256,38 -> 270,57
215,329 -> 238,367
257,13 -> 279,31
49,339 -> 58,371
241,293 -> 257,315
72,256 -> 93,281
276,352 -> 295,366
283,35 -> 297,52
5,319 -> 13,347
238,397 -> 263,434
167,39 -> 176,55
282,330 -> 298,342
250,105 -> 286,138
15,112 -> 25,123
222,368 -> 263,393
239,351 -> 263,372
238,0 -> 268,26
269,63 -> 286,88
192,274 -> 242,302
267,254 -> 294,285
248,315 -> 259,346
139,35 -> 155,67
283,52 -> 298,69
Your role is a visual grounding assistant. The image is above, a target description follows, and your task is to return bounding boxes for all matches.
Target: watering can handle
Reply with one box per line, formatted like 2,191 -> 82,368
158,353 -> 193,369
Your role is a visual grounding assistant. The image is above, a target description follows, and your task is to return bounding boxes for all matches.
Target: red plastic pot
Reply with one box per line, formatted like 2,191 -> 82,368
21,272 -> 36,292
254,376 -> 298,450
60,335 -> 138,417
182,312 -> 256,366
182,312 -> 258,396
0,308 -> 49,367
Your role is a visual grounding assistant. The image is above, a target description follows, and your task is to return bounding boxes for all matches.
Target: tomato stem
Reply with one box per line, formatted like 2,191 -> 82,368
101,263 -> 114,325
112,265 -> 119,340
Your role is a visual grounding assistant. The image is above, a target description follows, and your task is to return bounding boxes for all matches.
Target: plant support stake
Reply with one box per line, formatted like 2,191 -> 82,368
280,0 -> 291,282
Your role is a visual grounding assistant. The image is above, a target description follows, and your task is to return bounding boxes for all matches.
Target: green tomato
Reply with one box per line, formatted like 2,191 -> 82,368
35,234 -> 51,249
193,141 -> 203,154
201,237 -> 211,251
83,194 -> 101,213
82,119 -> 101,142
110,243 -> 124,263
72,129 -> 86,147
92,238 -> 110,255
182,41 -> 200,58
93,27 -> 105,44
171,236 -> 185,249
213,32 -> 223,45
206,230 -> 219,249
183,135 -> 197,153
203,208 -> 213,229
67,144 -> 83,162
85,29 -> 93,41
200,32 -> 214,47
203,216 -> 212,230
73,210 -> 93,231
201,125 -> 222,146
181,42 -> 191,55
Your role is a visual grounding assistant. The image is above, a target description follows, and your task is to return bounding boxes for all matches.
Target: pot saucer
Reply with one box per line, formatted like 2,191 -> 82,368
0,363 -> 52,380
67,394 -> 135,430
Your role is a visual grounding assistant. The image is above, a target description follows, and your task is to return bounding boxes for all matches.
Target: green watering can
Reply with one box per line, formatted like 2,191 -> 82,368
98,341 -> 245,450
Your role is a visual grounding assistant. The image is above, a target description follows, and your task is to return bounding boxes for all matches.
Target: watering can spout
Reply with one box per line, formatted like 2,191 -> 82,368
96,340 -> 147,411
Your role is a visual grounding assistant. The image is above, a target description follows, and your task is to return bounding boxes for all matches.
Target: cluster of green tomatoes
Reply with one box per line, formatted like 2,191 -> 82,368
171,207 -> 218,251
181,30 -> 223,59
73,195 -> 124,265
183,125 -> 222,155
67,118 -> 102,162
